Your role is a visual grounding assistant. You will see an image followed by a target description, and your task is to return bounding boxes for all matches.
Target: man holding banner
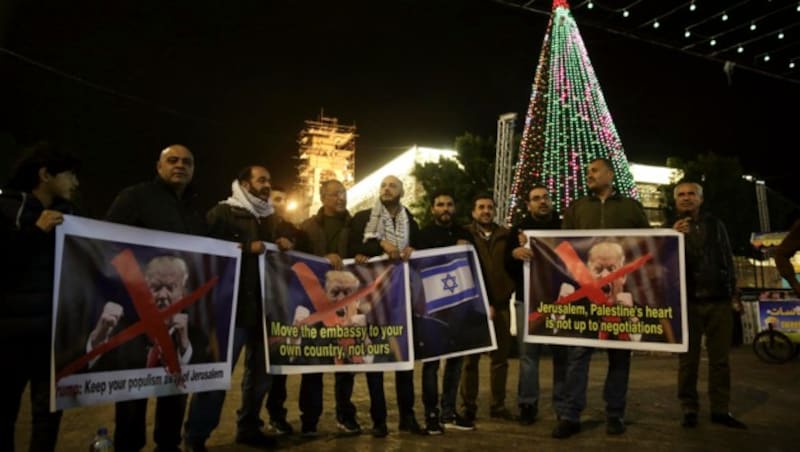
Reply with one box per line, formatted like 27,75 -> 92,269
416,190 -> 474,435
105,144 -> 208,452
461,194 -> 516,425
183,165 -> 294,450
1,142 -> 80,452
350,175 -> 422,436
551,157 -> 650,439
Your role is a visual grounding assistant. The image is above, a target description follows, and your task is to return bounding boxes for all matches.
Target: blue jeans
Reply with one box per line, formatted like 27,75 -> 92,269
422,357 -> 462,419
553,346 -> 631,422
335,371 -> 386,424
184,325 -> 270,442
515,300 -> 540,407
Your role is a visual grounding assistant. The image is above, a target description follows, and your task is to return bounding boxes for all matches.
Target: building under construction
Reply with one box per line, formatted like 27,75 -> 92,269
296,113 -> 357,218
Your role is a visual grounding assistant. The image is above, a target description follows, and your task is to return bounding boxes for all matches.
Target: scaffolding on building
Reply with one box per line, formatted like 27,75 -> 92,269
494,112 -> 516,226
296,113 -> 357,218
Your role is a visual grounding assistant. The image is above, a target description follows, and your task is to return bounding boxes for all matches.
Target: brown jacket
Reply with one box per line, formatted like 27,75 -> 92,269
465,222 -> 515,308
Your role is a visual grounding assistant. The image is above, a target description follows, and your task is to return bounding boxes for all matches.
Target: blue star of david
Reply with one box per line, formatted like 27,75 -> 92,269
441,273 -> 458,294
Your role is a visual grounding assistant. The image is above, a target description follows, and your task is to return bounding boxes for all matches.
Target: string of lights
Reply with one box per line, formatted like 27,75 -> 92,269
495,0 -> 800,85
507,0 -> 638,225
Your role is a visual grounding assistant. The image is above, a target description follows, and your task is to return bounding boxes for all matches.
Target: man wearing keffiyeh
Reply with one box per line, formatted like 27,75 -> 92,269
349,175 -> 424,436
184,165 -> 296,450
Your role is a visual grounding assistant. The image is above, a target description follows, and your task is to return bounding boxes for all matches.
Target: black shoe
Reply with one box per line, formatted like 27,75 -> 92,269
235,430 -> 277,448
425,415 -> 444,435
518,404 -> 537,425
551,419 -> 581,439
606,417 -> 626,435
398,416 -> 425,435
711,412 -> 747,429
301,424 -> 319,438
489,407 -> 514,420
681,412 -> 698,428
371,423 -> 389,438
336,417 -> 362,435
182,442 -> 207,452
442,413 -> 476,431
269,418 -> 294,435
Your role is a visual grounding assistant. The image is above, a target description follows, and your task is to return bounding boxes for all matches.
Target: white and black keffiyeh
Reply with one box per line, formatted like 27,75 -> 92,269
362,198 -> 409,249
220,180 -> 274,219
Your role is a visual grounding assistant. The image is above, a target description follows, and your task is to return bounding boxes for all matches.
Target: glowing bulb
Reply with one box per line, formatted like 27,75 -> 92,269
764,54 -> 771,62
722,13 -> 728,21
690,3 -> 697,11
790,61 -> 796,69
750,23 -> 757,31
623,10 -> 630,18
710,38 -> 716,46
778,32 -> 785,39
587,1 -> 594,9
653,21 -> 660,29
684,30 -> 691,38
737,46 -> 744,53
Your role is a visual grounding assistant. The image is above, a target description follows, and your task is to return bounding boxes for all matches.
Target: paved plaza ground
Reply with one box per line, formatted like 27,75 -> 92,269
14,346 -> 800,451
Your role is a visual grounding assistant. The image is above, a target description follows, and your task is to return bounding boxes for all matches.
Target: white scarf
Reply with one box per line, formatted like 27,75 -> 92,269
220,180 -> 274,219
363,199 -> 409,249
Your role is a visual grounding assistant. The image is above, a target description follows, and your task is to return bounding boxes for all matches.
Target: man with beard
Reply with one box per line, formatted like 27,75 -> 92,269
105,144 -> 208,452
184,165 -> 296,451
460,194 -> 516,427
349,175 -> 423,437
506,184 -> 563,425
416,191 -> 473,435
551,158 -> 649,439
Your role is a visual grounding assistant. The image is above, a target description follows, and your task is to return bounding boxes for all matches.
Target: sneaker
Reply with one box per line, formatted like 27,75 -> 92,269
337,417 -> 362,435
398,416 -> 425,435
490,407 -> 514,420
269,418 -> 294,435
518,404 -> 537,425
711,412 -> 747,429
371,423 -> 389,438
606,417 -> 626,435
235,430 -> 278,447
551,419 -> 580,439
442,413 -> 476,431
425,416 -> 444,435
681,412 -> 698,428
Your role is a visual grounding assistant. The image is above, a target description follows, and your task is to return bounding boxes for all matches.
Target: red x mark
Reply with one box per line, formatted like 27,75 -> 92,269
528,240 -> 652,338
290,262 -> 393,327
56,249 -> 218,382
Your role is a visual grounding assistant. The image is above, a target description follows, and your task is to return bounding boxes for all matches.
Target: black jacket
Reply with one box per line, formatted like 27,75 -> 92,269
0,191 -> 75,340
416,222 -> 473,250
667,211 -> 736,301
206,203 -> 300,327
105,177 -> 207,235
505,213 -> 562,302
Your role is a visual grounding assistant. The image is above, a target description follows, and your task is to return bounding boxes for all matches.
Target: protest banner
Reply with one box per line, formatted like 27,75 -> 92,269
263,244 -> 413,374
407,244 -> 496,361
523,229 -> 687,352
51,215 -> 240,410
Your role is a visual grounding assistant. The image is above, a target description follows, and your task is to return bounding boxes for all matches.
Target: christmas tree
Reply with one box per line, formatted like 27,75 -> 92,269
506,0 -> 638,225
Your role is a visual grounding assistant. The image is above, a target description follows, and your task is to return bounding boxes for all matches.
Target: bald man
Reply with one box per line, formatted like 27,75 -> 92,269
105,144 -> 208,452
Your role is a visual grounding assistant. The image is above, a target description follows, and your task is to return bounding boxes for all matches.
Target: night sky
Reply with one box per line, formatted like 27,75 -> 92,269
2,0 -> 799,217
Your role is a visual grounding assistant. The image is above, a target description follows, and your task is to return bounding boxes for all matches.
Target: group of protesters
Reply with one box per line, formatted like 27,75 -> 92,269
2,141 -> 754,452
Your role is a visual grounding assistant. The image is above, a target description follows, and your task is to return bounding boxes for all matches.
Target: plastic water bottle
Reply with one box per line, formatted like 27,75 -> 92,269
89,427 -> 113,451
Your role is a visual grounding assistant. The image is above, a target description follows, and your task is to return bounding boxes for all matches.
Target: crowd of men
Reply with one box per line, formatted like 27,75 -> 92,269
1,142 -> 752,452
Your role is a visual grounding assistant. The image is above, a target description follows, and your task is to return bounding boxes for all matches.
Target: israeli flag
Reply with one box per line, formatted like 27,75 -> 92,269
421,257 -> 479,313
